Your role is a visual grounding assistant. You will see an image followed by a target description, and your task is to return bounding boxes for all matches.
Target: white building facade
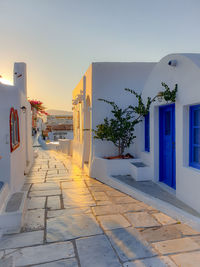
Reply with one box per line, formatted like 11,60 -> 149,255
72,54 -> 200,214
0,63 -> 33,202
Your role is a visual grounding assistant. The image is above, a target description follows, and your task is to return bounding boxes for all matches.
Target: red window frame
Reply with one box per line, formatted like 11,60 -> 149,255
10,107 -> 20,152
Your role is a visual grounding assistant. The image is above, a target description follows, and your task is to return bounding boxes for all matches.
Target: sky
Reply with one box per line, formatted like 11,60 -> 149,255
0,0 -> 200,111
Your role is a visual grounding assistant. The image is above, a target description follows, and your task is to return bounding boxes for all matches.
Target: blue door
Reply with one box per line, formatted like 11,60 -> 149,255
159,104 -> 176,189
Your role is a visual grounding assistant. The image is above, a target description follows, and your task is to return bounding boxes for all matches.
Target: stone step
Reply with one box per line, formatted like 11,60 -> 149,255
130,161 -> 153,181
0,191 -> 27,235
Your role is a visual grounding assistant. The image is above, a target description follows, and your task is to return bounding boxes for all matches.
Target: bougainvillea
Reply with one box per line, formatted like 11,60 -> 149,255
28,100 -> 49,116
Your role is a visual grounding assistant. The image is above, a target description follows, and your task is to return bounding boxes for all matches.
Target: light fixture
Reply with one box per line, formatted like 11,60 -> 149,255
168,60 -> 177,67
157,92 -> 164,102
21,106 -> 27,113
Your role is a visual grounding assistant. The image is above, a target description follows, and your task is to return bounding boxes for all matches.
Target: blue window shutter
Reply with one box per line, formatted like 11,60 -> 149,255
189,105 -> 200,169
145,112 -> 150,152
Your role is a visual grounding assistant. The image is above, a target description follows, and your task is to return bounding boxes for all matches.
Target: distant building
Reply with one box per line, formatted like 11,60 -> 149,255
45,111 -> 73,141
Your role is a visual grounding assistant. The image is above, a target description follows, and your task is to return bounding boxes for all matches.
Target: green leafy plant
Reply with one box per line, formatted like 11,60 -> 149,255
94,83 -> 177,158
159,83 -> 178,102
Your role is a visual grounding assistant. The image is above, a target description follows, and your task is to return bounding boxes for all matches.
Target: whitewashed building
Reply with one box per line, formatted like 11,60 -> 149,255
72,54 -> 200,214
0,63 -> 33,234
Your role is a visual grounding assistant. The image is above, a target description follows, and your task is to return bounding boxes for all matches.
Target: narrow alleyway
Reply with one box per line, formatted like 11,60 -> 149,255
1,149 -> 200,266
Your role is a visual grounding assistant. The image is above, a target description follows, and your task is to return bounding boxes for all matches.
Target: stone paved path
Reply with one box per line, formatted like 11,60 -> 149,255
1,149 -> 200,266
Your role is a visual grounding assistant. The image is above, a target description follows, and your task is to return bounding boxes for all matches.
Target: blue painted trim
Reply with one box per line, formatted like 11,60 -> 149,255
144,112 -> 150,152
189,104 -> 200,169
159,103 -> 176,189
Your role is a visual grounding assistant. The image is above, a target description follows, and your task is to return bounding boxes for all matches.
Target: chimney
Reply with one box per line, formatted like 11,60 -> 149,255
14,62 -> 27,96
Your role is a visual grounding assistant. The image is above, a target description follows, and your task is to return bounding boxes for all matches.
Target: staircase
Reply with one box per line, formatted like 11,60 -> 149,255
0,182 -> 27,236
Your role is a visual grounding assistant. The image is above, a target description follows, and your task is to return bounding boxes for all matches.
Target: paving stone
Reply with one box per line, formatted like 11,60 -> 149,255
0,256 -> 13,267
89,185 -> 114,192
76,235 -> 121,267
119,203 -> 147,213
27,197 -> 46,209
63,196 -> 96,208
175,223 -> 200,236
62,187 -> 90,195
47,196 -> 61,210
124,212 -> 161,228
152,237 -> 200,254
85,179 -> 103,187
91,192 -> 109,201
0,251 -> 4,258
152,213 -> 177,225
47,207 -> 91,218
96,200 -> 113,206
47,214 -> 102,242
6,241 -> 74,266
23,209 -> 45,231
171,251 -> 200,267
111,196 -> 138,204
33,258 -> 78,267
0,230 -> 44,250
97,214 -> 130,230
123,256 -> 177,267
61,181 -> 86,189
31,182 -> 60,191
92,205 -> 122,216
106,190 -> 127,197
106,227 -> 157,261
29,189 -> 61,197
139,224 -> 182,243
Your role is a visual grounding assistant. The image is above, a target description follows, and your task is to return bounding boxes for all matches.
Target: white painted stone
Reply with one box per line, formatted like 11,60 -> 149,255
23,209 -> 45,231
106,227 -> 157,261
76,235 -> 121,267
0,230 -> 44,250
97,214 -> 130,230
123,256 -> 177,267
47,214 -> 102,242
152,237 -> 200,254
124,212 -> 161,228
27,197 -> 46,209
6,241 -> 74,266
47,196 -> 61,210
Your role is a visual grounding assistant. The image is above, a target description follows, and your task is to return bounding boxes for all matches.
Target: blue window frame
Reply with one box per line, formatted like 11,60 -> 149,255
189,105 -> 200,169
145,112 -> 150,152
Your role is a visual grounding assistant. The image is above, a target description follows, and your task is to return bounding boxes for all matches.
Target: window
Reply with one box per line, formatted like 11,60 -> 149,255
144,112 -> 150,152
190,105 -> 200,169
10,108 -> 20,152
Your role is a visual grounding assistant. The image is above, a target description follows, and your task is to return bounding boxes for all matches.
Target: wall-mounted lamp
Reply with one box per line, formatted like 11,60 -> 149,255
21,106 -> 27,113
157,92 -> 164,102
168,60 -> 177,67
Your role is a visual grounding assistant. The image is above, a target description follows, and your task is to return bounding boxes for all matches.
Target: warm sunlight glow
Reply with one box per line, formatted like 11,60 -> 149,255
0,78 -> 13,85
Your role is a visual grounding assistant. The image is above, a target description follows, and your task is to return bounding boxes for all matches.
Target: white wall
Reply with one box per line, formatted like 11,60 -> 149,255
140,53 -> 200,212
0,63 -> 33,192
92,62 -> 156,158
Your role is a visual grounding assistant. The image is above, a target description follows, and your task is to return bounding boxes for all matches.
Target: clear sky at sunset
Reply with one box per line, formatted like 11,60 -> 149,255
0,0 -> 200,111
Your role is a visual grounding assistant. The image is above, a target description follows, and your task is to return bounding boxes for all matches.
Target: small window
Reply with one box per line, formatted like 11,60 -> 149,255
190,105 -> 200,169
144,112 -> 150,152
10,108 -> 20,152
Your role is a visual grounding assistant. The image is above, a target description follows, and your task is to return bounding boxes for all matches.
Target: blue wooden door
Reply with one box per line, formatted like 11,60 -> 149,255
159,104 -> 176,189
